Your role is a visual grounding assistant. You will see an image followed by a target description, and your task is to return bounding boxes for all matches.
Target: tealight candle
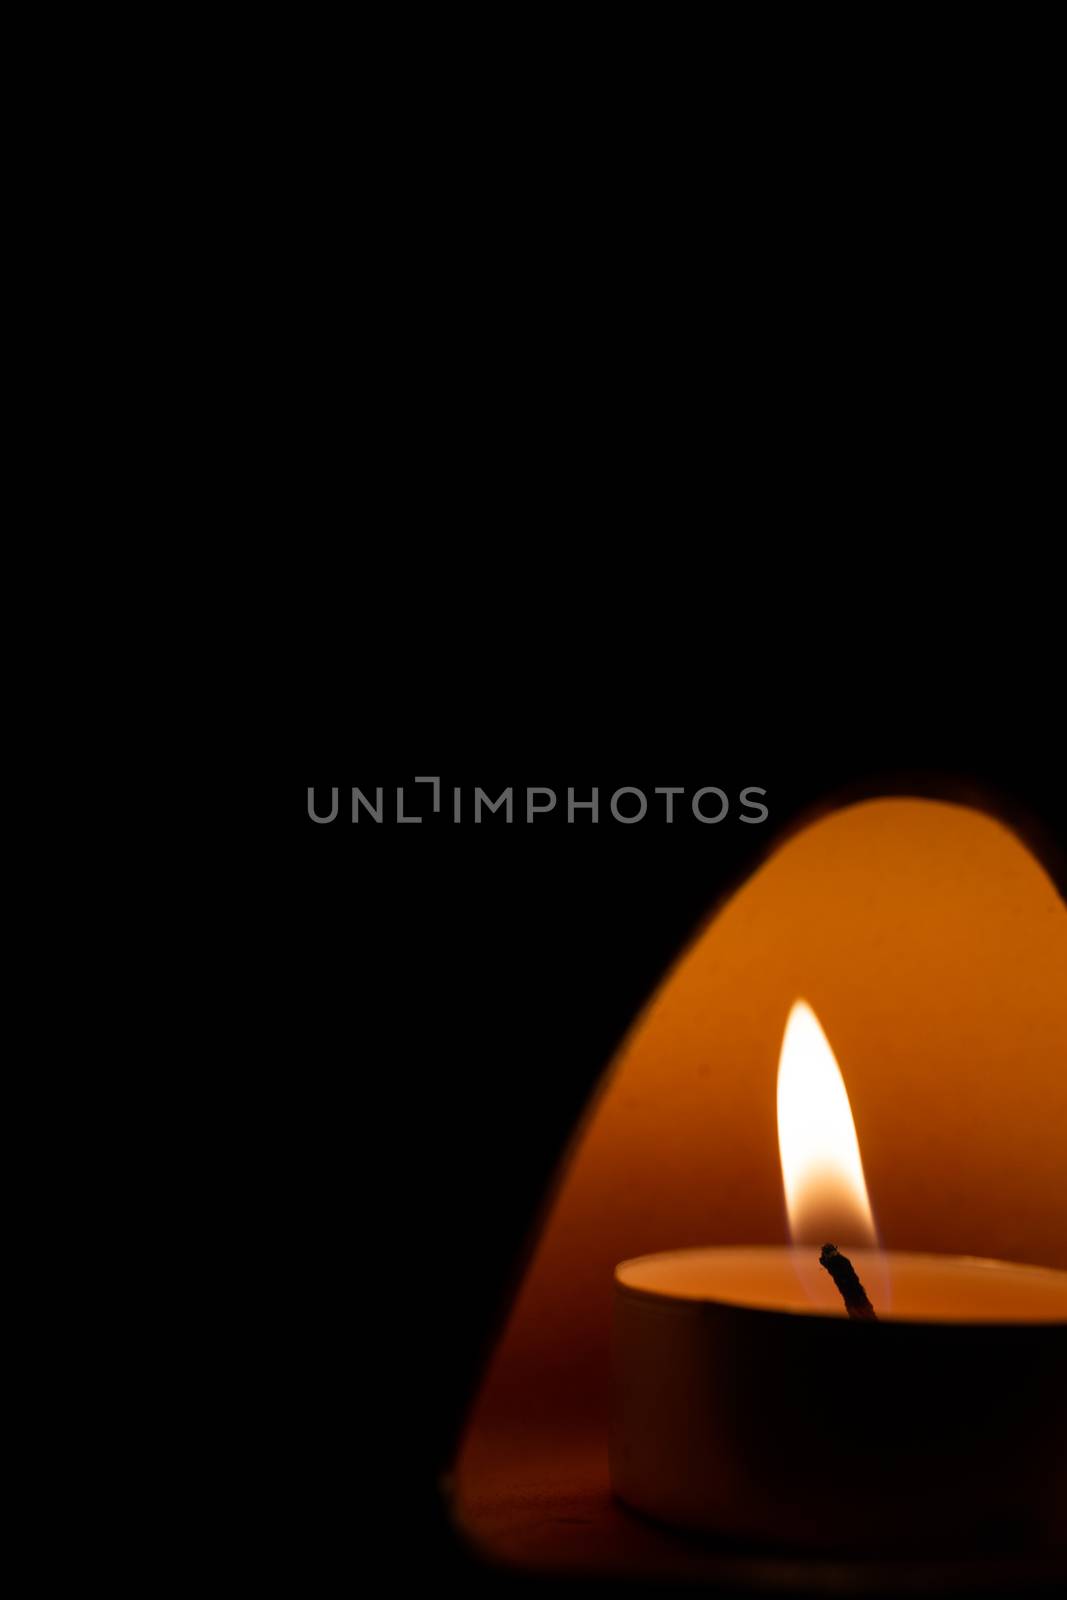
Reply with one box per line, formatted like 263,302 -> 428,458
610,1003 -> 1067,1554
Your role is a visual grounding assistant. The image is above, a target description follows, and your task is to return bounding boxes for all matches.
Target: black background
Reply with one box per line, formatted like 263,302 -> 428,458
291,749 -> 1065,1595
274,54 -> 1065,1587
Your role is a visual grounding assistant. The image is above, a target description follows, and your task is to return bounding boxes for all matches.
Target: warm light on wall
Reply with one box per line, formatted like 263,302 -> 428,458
454,797 -> 1067,1579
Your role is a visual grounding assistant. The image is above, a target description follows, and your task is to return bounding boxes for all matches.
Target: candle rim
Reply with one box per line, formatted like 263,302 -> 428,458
615,1245 -> 1067,1328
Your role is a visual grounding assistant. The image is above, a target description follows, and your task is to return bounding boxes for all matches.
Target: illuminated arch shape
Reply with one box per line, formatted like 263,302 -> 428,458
454,797 -> 1067,1579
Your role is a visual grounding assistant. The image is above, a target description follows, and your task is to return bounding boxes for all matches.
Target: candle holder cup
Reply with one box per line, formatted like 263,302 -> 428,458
612,1252 -> 1067,1557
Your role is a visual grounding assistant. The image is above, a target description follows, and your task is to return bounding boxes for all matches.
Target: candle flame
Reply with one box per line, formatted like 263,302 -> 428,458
777,1000 -> 877,1248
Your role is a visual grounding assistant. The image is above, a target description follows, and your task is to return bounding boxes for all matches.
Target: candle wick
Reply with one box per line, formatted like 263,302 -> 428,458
819,1243 -> 878,1321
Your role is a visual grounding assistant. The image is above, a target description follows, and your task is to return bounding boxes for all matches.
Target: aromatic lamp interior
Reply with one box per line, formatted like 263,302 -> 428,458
611,1000 -> 1067,1552
454,798 -> 1067,1582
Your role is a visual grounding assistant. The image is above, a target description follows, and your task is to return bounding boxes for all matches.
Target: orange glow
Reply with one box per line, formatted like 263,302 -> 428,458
777,999 -> 877,1248
455,798 -> 1067,1577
